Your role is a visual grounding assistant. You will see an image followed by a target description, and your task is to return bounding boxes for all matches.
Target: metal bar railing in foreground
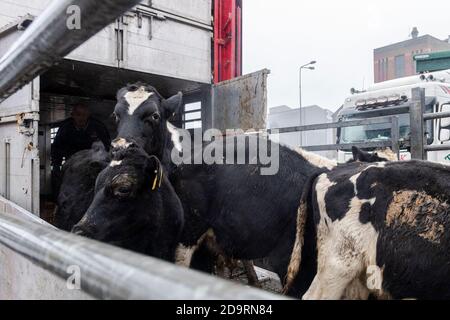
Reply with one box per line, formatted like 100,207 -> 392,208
0,212 -> 287,300
0,0 -> 142,102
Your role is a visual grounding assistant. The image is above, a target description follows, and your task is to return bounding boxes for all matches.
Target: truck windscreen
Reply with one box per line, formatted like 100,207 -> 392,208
340,114 -> 411,144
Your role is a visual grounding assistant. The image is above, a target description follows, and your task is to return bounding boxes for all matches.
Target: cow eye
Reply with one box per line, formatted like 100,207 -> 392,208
118,185 -> 132,194
112,184 -> 133,199
110,174 -> 135,199
143,113 -> 160,126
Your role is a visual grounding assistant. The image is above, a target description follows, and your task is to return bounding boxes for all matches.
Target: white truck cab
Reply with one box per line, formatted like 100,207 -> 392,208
336,70 -> 450,164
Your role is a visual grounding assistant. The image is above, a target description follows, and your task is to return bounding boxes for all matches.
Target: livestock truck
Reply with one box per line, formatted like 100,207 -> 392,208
0,0 -> 271,299
336,69 -> 450,164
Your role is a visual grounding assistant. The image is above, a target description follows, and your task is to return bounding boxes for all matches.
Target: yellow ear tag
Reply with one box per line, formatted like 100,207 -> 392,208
159,170 -> 163,188
152,170 -> 158,191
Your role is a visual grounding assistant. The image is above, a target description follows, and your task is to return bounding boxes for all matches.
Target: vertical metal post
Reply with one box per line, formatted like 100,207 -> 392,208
390,116 -> 400,157
410,87 -> 426,160
4,140 -> 10,200
299,68 -> 303,147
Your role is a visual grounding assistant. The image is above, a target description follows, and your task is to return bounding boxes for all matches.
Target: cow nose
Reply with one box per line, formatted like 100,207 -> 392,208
112,138 -> 134,149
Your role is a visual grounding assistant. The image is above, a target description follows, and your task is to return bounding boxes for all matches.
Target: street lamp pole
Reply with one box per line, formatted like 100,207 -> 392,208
299,60 -> 316,147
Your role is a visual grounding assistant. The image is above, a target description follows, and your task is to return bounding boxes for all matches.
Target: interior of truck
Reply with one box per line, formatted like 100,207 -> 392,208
38,59 -> 208,224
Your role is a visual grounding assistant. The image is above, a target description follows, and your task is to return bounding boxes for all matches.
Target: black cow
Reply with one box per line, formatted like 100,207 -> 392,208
72,143 -> 184,262
286,160 -> 450,300
112,83 -> 339,294
54,142 -> 110,231
349,146 -> 398,163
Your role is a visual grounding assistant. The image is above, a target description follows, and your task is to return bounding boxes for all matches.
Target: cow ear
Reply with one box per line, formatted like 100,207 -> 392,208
352,146 -> 363,162
162,92 -> 183,118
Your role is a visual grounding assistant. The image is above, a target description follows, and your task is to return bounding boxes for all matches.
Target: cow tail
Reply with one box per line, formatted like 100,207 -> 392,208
282,171 -> 322,295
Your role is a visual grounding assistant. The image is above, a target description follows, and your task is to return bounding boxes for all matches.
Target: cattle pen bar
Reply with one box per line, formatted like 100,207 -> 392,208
268,116 -> 401,155
0,0 -> 142,102
0,205 -> 286,300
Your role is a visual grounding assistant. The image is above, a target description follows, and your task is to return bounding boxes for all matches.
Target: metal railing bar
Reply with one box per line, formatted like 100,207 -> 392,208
424,145 -> 450,152
303,141 -> 393,152
423,111 -> 450,121
0,0 -> 142,102
0,212 -> 287,300
269,117 -> 395,135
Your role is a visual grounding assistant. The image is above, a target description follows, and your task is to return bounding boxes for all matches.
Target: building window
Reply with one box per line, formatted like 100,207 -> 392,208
381,57 -> 389,81
379,58 -> 386,81
378,59 -> 382,81
395,54 -> 405,78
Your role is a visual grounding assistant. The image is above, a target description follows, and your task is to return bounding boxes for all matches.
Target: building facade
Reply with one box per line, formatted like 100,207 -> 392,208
374,28 -> 450,83
268,105 -> 336,159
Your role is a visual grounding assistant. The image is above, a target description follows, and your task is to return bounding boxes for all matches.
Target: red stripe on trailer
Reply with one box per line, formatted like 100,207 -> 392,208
441,86 -> 450,95
214,0 -> 243,83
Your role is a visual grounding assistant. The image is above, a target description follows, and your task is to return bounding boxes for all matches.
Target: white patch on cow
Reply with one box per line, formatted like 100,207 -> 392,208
110,160 -> 122,167
315,174 -> 337,230
167,122 -> 182,153
370,162 -> 386,169
112,138 -> 132,150
376,148 -> 398,162
295,148 -> 337,170
124,87 -> 154,115
343,278 -> 371,300
303,175 -> 380,300
349,172 -> 362,195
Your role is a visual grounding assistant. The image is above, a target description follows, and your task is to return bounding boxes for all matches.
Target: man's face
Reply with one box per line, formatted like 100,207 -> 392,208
72,106 -> 90,128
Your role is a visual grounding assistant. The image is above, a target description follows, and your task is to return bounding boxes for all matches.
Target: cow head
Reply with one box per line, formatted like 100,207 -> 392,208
351,146 -> 398,163
72,142 -> 165,251
113,83 -> 183,159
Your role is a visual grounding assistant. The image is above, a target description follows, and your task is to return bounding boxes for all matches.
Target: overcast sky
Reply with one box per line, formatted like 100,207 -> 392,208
243,0 -> 450,112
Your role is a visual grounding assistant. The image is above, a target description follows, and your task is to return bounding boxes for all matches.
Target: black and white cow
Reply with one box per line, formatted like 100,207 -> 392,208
54,142 -> 110,231
286,160 -> 450,300
72,142 -> 184,262
349,146 -> 398,163
112,83 -> 339,294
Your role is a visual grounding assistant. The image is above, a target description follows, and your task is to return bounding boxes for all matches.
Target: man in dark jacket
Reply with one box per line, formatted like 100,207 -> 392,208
51,103 -> 111,198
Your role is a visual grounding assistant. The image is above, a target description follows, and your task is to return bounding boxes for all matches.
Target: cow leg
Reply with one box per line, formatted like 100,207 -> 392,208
342,278 -> 370,300
303,239 -> 363,300
215,254 -> 228,277
303,267 -> 358,300
243,261 -> 261,288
